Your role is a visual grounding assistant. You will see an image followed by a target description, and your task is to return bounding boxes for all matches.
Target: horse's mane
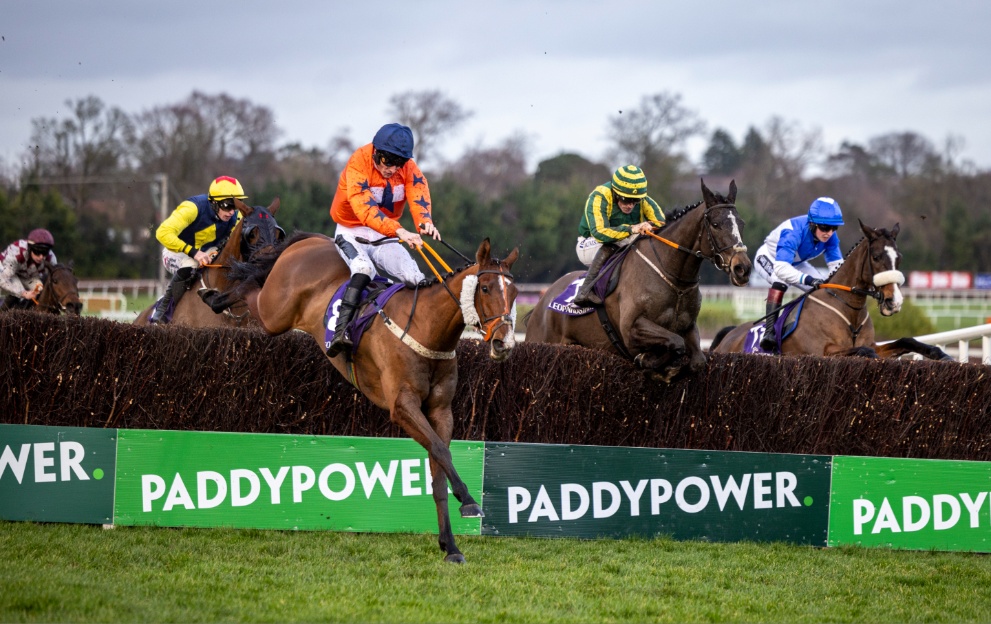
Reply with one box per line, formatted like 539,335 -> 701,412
415,262 -> 477,288
662,200 -> 704,224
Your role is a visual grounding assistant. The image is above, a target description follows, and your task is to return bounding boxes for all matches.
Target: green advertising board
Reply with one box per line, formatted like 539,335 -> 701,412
0,424 -> 116,524
829,456 -> 991,552
114,429 -> 484,534
482,443 -> 831,544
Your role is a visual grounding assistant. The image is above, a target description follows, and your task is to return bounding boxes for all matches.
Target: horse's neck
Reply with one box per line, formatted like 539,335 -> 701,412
830,242 -> 870,289
403,269 -> 469,346
650,210 -> 704,281
210,234 -> 243,289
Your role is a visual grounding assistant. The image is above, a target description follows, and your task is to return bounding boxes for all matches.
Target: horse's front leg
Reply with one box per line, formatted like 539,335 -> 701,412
392,386 -> 479,563
627,316 -> 691,383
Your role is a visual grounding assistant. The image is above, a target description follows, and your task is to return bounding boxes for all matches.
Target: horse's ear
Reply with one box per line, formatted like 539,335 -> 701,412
700,178 -> 716,206
235,198 -> 254,217
504,247 -> 520,268
475,238 -> 492,265
890,222 -> 900,239
727,179 -> 737,204
859,219 -> 877,239
268,196 -> 281,216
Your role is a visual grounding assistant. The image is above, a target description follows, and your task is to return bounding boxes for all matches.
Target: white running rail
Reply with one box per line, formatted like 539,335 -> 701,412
890,323 -> 991,364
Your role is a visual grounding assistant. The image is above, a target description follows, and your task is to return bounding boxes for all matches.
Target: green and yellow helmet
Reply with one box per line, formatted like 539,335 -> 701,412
207,176 -> 248,201
611,165 -> 648,199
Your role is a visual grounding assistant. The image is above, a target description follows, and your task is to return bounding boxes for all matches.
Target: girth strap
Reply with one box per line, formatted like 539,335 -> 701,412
595,306 -> 634,360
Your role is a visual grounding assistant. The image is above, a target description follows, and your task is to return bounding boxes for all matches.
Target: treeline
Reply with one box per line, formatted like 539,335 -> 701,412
2,90 -> 990,282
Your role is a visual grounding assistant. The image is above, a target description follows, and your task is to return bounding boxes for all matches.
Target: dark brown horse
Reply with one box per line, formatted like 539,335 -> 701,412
1,262 -> 82,315
133,198 -> 283,327
710,220 -> 952,360
525,179 -> 752,382
207,233 -> 520,562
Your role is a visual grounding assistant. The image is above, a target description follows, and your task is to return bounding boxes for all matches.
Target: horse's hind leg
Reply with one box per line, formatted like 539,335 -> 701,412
874,337 -> 955,361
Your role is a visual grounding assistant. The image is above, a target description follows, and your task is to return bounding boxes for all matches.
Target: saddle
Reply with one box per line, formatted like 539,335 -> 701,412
546,246 -> 635,317
323,277 -> 405,352
744,297 -> 808,354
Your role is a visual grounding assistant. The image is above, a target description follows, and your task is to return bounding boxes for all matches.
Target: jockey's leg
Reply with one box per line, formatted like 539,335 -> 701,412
574,243 -> 616,306
326,272 -> 371,358
759,282 -> 787,352
150,267 -> 193,324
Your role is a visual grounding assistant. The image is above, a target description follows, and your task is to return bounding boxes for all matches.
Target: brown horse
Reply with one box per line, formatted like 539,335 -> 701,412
525,179 -> 752,382
1,262 -> 82,315
710,220 -> 952,360
133,198 -> 283,327
207,233 -> 519,562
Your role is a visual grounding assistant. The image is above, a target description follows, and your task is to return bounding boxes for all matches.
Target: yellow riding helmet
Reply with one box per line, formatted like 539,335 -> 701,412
611,165 -> 648,199
207,176 -> 248,201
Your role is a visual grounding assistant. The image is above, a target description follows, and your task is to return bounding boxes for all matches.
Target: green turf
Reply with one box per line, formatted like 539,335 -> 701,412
3,522 -> 990,623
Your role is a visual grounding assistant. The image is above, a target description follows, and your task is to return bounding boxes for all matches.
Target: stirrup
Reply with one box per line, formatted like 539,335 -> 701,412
326,331 -> 352,358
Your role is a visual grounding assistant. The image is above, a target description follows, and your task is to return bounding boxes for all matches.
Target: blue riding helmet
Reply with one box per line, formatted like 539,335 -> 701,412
807,197 -> 844,226
372,123 -> 414,159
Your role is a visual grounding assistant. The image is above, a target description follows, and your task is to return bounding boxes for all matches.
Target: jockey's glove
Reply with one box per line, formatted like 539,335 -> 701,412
803,275 -> 825,289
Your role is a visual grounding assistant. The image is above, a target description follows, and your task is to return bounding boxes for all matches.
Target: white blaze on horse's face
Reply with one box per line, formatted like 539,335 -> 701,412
873,244 -> 904,316
728,212 -> 744,245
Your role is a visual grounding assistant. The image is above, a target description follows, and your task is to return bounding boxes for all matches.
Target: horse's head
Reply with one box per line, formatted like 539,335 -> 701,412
236,197 -> 285,261
700,179 -> 751,286
463,239 -> 519,362
860,220 -> 904,316
40,262 -> 82,315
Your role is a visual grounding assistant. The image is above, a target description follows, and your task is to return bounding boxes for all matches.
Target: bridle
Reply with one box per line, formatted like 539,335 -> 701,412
642,202 -> 747,273
35,265 -> 80,315
460,265 -> 517,342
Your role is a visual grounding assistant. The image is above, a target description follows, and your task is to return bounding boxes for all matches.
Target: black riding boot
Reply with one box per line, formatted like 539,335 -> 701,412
326,273 -> 371,357
759,283 -> 787,352
573,244 -> 616,306
150,267 -> 193,324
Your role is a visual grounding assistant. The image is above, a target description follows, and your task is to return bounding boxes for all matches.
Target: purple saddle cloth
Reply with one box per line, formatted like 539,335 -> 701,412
323,278 -> 405,353
742,297 -> 807,354
547,248 -> 631,316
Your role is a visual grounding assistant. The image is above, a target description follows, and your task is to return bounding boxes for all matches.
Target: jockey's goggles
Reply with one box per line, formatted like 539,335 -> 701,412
814,223 -> 837,233
214,198 -> 237,212
377,151 -> 409,169
616,195 -> 640,204
28,244 -> 51,256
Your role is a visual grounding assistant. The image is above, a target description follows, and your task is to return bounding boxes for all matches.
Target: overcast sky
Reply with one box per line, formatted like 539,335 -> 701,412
3,1 -> 991,174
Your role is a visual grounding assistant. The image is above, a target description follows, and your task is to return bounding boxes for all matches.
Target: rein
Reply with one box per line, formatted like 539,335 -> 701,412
355,235 -> 516,348
643,203 -> 747,271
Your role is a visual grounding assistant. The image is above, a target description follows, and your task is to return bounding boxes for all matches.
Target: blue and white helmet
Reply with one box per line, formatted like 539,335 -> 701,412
807,197 -> 844,226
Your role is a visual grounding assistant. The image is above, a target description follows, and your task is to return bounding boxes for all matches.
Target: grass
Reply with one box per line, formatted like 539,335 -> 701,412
3,521 -> 991,623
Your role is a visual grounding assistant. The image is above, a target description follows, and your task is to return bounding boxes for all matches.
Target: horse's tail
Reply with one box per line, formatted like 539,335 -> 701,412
520,308 -> 533,330
709,325 -> 736,352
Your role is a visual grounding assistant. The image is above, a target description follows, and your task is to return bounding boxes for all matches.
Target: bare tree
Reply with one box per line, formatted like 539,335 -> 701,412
129,92 -> 280,199
26,95 -> 134,210
606,91 -> 706,201
739,116 -> 823,222
387,90 -> 472,165
868,131 -> 937,179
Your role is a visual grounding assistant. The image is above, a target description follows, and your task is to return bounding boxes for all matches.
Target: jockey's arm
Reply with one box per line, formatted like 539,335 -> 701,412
156,202 -> 200,256
0,253 -> 29,298
772,260 -> 815,288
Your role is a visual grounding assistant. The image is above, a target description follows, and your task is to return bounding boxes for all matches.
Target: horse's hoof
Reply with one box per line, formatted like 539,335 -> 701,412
460,503 -> 484,518
444,553 -> 466,564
